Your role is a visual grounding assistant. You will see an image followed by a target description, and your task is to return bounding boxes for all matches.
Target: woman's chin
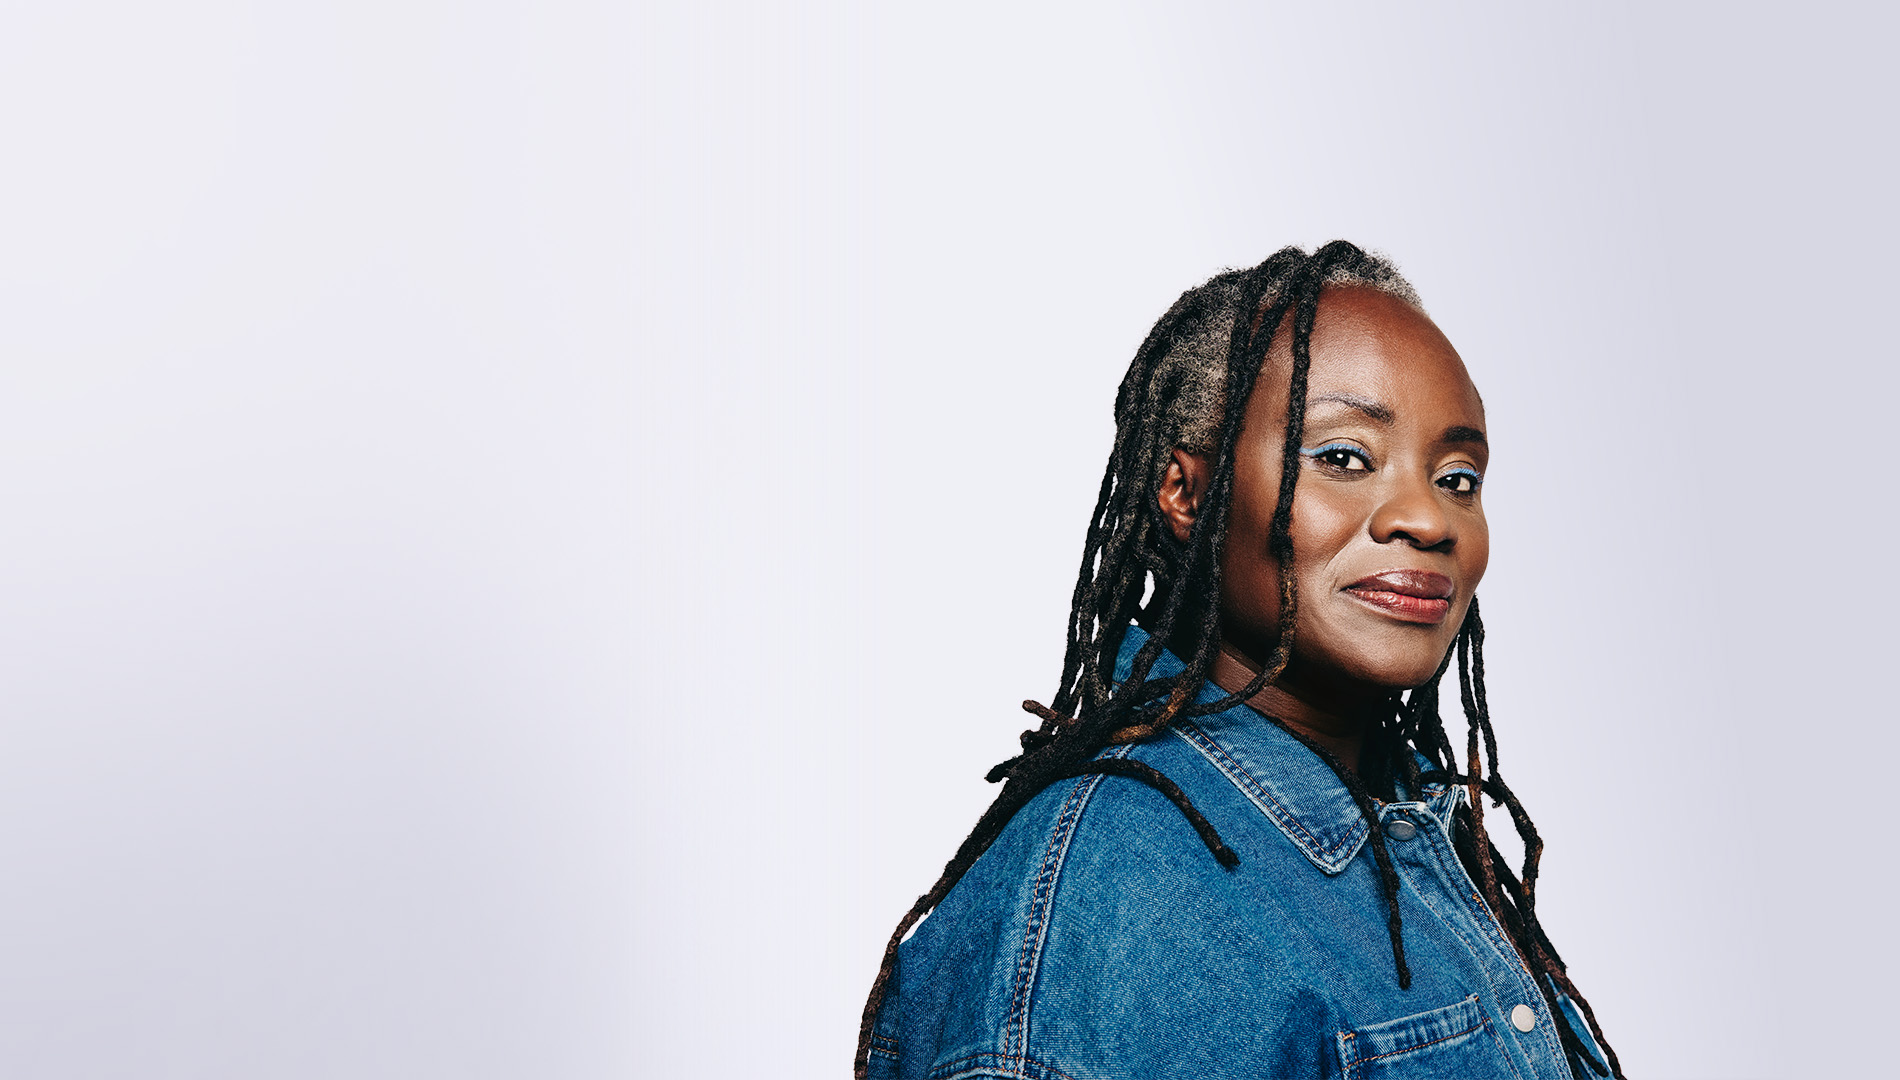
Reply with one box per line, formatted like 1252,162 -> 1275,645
1330,653 -> 1453,696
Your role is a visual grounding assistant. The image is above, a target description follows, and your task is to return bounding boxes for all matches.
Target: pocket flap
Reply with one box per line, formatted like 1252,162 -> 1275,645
1337,994 -> 1509,1079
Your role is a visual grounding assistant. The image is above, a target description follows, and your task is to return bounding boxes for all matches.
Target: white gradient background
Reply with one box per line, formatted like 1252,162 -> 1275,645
0,2 -> 1889,1077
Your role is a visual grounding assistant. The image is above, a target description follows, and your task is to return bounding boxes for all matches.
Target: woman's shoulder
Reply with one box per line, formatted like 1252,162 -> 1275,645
907,735 -> 1255,951
872,735 -> 1330,1079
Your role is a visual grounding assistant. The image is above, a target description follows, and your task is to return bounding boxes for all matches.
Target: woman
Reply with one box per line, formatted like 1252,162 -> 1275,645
858,243 -> 1621,1079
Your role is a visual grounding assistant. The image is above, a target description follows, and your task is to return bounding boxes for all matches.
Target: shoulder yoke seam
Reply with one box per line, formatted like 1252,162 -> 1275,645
1000,743 -> 1133,1060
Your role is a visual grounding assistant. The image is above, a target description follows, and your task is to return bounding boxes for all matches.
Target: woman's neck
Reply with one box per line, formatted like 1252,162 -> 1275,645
1204,643 -> 1388,775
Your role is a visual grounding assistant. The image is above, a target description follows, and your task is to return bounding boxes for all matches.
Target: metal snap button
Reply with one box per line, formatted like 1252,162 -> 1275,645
1510,1004 -> 1536,1032
1384,819 -> 1417,841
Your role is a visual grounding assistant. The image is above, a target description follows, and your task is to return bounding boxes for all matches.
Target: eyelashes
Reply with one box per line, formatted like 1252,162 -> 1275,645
1297,442 -> 1484,493
1437,467 -> 1483,494
1299,442 -> 1370,471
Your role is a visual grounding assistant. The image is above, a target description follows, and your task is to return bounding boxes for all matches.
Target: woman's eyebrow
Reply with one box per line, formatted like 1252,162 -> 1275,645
1307,393 -> 1393,423
1308,395 -> 1486,447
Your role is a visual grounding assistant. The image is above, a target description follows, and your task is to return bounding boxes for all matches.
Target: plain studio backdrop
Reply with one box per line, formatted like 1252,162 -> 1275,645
0,1 -> 1890,1077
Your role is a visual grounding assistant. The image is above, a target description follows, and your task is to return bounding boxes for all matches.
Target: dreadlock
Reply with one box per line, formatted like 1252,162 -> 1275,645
857,242 -> 1622,1079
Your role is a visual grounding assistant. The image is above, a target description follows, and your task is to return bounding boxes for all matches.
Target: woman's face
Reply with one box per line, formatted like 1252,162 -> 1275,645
1200,286 -> 1490,698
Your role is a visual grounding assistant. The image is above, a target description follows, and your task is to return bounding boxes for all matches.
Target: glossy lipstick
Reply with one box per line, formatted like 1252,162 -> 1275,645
1343,570 -> 1453,624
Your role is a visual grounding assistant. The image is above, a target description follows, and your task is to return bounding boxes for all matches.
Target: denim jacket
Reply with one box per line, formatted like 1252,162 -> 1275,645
869,626 -> 1606,1079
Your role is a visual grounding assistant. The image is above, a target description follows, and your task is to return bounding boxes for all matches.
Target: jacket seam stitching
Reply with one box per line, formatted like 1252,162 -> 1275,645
1341,1014 -> 1489,1073
1171,721 -> 1364,864
1403,836 -> 1537,1079
926,1051 -> 1080,1080
1001,744 -> 1132,1060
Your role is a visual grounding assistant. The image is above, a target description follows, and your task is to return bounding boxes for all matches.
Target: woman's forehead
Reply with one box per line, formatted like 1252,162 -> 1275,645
1269,286 -> 1484,421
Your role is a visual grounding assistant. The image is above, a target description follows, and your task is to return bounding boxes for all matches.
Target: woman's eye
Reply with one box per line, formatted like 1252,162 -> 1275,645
1437,469 -> 1482,494
1300,443 -> 1370,472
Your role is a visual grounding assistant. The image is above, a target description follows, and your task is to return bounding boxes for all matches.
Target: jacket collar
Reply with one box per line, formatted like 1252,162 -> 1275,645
1113,624 -> 1454,875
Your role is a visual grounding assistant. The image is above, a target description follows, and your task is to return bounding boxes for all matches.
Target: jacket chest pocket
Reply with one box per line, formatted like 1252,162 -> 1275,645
1336,994 -> 1519,1080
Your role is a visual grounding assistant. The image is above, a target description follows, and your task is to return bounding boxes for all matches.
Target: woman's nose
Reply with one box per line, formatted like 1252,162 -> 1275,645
1369,475 -> 1453,550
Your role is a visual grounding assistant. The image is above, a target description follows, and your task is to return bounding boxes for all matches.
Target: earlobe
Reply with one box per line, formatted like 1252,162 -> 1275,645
1158,448 -> 1209,543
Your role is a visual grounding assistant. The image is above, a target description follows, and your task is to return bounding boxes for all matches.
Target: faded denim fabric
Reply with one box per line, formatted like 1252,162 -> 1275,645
869,625 -> 1606,1080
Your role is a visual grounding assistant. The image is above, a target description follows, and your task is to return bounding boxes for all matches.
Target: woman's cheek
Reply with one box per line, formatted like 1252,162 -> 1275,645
1291,490 -> 1370,562
1461,514 -> 1490,586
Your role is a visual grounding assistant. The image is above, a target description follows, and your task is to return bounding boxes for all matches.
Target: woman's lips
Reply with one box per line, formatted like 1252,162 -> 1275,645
1343,570 -> 1454,624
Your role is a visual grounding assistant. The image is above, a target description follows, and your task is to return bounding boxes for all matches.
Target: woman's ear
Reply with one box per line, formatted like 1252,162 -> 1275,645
1157,448 -> 1211,543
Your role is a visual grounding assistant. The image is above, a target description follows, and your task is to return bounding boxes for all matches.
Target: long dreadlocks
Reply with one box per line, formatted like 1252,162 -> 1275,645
857,242 -> 1622,1079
